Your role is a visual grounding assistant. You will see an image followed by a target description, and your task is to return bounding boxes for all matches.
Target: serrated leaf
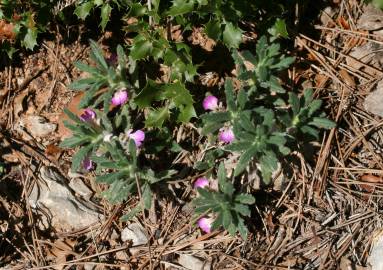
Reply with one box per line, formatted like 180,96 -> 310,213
100,3 -> 112,30
234,146 -> 258,177
121,204 -> 142,221
145,107 -> 170,128
74,1 -> 94,20
259,152 -> 278,184
130,39 -> 152,60
167,0 -> 195,16
223,22 -> 242,49
268,18 -> 289,38
177,104 -> 196,123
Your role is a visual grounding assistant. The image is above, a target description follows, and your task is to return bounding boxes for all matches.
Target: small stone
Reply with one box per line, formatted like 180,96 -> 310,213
364,80 -> 383,118
121,223 -> 148,246
368,231 -> 383,270
69,178 -> 93,200
178,254 -> 211,270
20,115 -> 57,138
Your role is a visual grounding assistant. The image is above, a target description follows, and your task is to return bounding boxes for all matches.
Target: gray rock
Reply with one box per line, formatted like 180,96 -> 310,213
121,223 -> 148,246
28,166 -> 103,231
178,254 -> 211,270
20,115 -> 57,138
364,80 -> 383,118
368,232 -> 383,270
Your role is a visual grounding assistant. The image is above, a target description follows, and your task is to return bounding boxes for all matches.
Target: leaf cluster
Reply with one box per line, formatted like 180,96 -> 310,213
194,163 -> 255,238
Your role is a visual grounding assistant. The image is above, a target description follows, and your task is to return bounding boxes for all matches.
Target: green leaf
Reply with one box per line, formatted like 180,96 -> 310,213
201,111 -> 231,123
167,0 -> 195,16
234,146 -> 258,177
128,3 -> 147,17
237,218 -> 248,239
69,78 -> 97,90
289,93 -> 300,115
259,152 -> 278,184
205,19 -> 221,40
74,1 -> 94,20
130,39 -> 152,60
100,3 -> 112,30
309,117 -> 336,129
145,107 -> 170,128
268,18 -> 289,38
23,28 -> 38,50
60,136 -> 89,148
218,163 -> 235,196
224,79 -> 236,111
308,100 -> 322,117
121,204 -> 142,221
142,184 -> 152,209
223,22 -> 242,49
178,104 -> 196,123
235,194 -> 255,205
89,39 -> 108,71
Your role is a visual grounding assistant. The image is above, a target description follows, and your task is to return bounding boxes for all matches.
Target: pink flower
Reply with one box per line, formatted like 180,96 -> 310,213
83,157 -> 93,171
197,217 -> 214,233
219,128 -> 235,144
202,95 -> 218,111
80,108 -> 96,122
111,90 -> 128,106
128,130 -> 145,147
194,177 -> 209,189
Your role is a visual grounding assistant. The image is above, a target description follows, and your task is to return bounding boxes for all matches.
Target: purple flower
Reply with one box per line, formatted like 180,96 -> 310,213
111,90 -> 128,106
106,53 -> 118,66
197,217 -> 214,233
128,130 -> 145,147
194,177 -> 209,189
80,108 -> 96,122
219,128 -> 235,144
202,95 -> 218,111
83,157 -> 93,171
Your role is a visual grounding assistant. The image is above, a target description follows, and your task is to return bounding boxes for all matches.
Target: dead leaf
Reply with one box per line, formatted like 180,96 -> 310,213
57,92 -> 84,139
339,69 -> 356,88
45,144 -> 63,161
359,174 -> 383,192
337,16 -> 350,30
0,19 -> 16,41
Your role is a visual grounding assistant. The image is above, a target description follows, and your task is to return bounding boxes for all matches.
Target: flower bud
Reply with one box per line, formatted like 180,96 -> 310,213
79,108 -> 96,122
83,157 -> 93,171
197,217 -> 214,233
128,129 -> 145,147
193,177 -> 209,189
202,95 -> 218,111
218,128 -> 235,144
111,90 -> 128,106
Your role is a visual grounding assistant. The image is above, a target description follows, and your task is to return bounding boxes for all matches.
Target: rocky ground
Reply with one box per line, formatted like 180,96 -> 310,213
2,1 -> 383,269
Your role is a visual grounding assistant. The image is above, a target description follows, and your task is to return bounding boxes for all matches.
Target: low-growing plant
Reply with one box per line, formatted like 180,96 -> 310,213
194,163 -> 255,238
0,0 -> 335,237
